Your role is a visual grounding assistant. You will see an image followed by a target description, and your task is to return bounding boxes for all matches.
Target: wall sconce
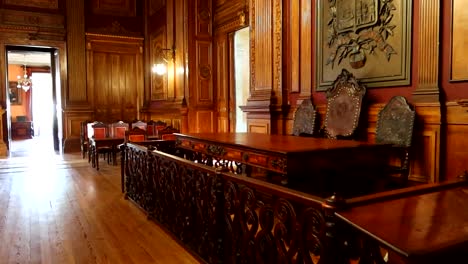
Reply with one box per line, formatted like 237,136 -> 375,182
152,46 -> 175,75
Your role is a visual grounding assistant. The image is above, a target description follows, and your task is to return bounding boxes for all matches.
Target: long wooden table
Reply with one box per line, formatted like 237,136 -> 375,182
336,183 -> 468,263
89,137 -> 124,170
175,132 -> 392,197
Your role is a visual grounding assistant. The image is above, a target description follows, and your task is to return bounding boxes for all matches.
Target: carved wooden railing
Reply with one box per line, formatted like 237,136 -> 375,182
122,142 -> 353,263
122,142 -> 468,264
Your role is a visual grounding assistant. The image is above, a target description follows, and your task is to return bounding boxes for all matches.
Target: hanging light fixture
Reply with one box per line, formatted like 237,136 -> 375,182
17,55 -> 32,92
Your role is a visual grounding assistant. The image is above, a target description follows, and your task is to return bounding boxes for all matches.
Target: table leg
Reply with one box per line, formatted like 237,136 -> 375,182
96,147 -> 100,170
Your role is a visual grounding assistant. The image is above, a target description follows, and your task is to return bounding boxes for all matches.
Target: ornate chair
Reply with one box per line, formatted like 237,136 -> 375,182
80,120 -> 91,159
375,96 -> 415,187
147,120 -> 167,137
157,125 -> 179,139
292,99 -> 316,136
109,121 -> 129,139
88,122 -> 112,167
125,127 -> 147,143
322,69 -> 366,139
131,120 -> 147,131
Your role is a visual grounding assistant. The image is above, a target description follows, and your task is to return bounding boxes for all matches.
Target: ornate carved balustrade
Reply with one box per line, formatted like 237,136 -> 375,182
121,142 -> 350,263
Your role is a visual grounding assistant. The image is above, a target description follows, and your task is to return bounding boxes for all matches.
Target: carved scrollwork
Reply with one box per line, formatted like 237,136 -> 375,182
326,0 -> 397,69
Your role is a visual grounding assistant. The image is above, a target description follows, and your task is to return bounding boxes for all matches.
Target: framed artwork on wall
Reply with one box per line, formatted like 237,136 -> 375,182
8,81 -> 21,105
315,0 -> 412,91
450,0 -> 468,81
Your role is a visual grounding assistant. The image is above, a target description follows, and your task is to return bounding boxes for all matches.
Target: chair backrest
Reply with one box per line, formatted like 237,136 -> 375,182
157,125 -> 179,139
125,127 -> 147,143
375,96 -> 415,147
89,122 -> 108,139
147,120 -> 167,137
292,99 -> 316,136
131,120 -> 147,131
80,120 -> 91,141
109,121 -> 129,138
324,69 -> 366,139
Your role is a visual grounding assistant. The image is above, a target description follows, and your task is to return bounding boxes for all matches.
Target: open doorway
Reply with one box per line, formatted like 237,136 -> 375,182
232,27 -> 250,132
6,46 -> 57,157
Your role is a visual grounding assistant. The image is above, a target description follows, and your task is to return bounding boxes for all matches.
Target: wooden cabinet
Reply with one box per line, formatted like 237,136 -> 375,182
11,121 -> 33,139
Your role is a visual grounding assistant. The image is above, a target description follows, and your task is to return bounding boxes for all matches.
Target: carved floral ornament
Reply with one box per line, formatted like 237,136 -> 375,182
326,0 -> 397,69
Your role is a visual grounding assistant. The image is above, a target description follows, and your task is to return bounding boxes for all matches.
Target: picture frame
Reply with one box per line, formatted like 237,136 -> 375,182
8,81 -> 21,105
450,0 -> 468,81
315,0 -> 412,91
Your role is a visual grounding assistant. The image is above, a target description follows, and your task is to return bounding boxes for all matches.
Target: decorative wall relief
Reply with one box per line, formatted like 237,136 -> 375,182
91,0 -> 136,17
316,0 -> 412,91
150,29 -> 167,101
450,0 -> 468,81
4,0 -> 59,9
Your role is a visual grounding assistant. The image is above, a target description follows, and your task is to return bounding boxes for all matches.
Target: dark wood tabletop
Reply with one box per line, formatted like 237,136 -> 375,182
175,132 -> 392,198
336,185 -> 468,261
175,132 -> 383,153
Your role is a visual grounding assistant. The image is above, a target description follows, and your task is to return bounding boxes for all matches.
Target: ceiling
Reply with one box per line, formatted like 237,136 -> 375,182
7,50 -> 51,67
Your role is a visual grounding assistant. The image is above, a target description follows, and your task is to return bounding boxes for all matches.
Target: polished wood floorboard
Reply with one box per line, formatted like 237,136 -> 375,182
0,139 -> 201,264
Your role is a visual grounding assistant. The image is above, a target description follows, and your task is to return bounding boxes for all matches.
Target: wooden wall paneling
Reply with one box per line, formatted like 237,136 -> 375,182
65,0 -> 87,107
240,0 -> 282,134
195,110 -> 214,132
215,34 -> 229,132
86,34 -> 143,122
187,0 -> 214,133
444,102 -> 468,181
174,0 -> 186,103
247,119 -> 269,134
0,9 -> 65,30
149,0 -> 165,16
3,0 -> 59,10
288,0 -> 299,93
150,29 -> 168,101
196,40 -> 213,105
91,0 -> 136,16
299,0 -> 311,97
62,111 -> 94,151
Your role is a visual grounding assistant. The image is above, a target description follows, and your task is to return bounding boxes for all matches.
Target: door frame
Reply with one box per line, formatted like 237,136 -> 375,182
2,40 -> 66,153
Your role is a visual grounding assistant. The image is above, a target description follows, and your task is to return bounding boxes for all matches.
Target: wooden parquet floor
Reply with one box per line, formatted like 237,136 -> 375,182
0,139 -> 201,264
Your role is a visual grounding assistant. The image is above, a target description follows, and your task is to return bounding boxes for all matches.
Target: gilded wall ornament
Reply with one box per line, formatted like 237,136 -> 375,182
326,0 -> 397,69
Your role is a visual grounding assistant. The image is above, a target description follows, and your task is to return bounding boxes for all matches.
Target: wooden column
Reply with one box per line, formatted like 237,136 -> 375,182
413,0 -> 440,103
241,0 -> 283,134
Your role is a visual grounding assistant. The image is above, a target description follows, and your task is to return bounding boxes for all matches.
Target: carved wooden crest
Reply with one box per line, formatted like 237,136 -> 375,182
326,0 -> 397,69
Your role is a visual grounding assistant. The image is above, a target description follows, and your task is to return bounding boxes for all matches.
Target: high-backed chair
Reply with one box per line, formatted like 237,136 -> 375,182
322,69 -> 366,139
131,120 -> 147,131
157,125 -> 179,140
375,96 -> 415,187
147,120 -> 167,137
109,121 -> 129,138
89,122 -> 112,167
125,127 -> 147,143
292,99 -> 316,136
80,120 -> 91,159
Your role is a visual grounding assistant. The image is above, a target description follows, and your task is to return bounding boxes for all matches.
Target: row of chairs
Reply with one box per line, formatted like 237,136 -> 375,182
80,119 -> 179,160
292,69 -> 416,187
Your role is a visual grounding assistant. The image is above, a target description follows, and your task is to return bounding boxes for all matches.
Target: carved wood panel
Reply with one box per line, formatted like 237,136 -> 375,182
215,34 -> 229,132
3,0 -> 59,9
86,35 -> 143,122
91,0 -> 136,16
149,0 -> 165,16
